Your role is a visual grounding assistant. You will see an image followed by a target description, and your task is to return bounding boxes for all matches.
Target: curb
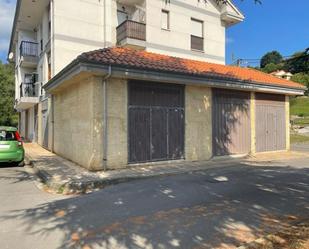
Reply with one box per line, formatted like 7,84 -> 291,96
25,153 -> 245,195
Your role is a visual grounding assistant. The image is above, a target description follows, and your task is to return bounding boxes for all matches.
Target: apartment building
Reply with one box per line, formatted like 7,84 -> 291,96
9,0 -> 242,147
9,0 -> 305,171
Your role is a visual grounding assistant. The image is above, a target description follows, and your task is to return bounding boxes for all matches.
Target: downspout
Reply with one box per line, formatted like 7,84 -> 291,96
51,94 -> 55,153
102,65 -> 112,171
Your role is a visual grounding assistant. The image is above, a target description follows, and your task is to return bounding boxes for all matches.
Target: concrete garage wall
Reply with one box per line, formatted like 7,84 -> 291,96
53,77 -> 104,170
185,85 -> 212,161
106,79 -> 128,169
285,95 -> 290,151
250,92 -> 256,154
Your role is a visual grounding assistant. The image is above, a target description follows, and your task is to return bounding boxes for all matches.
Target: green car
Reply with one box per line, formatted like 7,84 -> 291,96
0,126 -> 24,165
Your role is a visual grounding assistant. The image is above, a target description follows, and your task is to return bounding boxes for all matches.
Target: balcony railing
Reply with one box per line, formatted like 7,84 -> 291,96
20,74 -> 39,98
191,35 -> 204,51
20,41 -> 39,57
20,83 -> 38,97
116,20 -> 146,43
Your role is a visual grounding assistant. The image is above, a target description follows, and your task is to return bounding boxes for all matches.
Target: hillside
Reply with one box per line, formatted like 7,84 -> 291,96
290,96 -> 309,117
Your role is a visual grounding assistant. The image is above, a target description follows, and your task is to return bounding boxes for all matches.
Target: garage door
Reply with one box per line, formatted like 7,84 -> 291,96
213,89 -> 251,156
128,81 -> 185,163
256,93 -> 286,152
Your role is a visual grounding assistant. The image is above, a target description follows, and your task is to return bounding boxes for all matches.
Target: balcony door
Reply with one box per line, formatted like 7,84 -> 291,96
117,10 -> 128,26
23,74 -> 36,97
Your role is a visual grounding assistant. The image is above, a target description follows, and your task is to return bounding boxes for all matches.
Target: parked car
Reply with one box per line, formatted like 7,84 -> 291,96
0,127 -> 24,166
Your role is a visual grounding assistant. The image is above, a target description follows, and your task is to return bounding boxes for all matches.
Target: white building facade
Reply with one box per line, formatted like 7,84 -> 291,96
9,0 -> 244,149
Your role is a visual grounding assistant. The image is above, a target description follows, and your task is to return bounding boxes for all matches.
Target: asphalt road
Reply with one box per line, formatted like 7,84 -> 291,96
0,158 -> 308,249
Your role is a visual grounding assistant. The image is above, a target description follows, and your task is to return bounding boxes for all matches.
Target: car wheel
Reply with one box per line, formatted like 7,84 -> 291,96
16,161 -> 25,167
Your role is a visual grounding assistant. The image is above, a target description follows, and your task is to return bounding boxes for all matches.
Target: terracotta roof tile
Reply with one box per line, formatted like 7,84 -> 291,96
78,47 -> 305,90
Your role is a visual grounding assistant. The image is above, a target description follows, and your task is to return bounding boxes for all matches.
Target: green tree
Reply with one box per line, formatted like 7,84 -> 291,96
291,73 -> 309,95
284,49 -> 309,74
0,62 -> 18,126
261,62 -> 284,73
260,51 -> 283,68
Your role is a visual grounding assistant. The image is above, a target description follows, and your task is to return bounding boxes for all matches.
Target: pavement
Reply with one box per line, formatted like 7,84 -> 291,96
0,156 -> 308,249
24,143 -> 309,194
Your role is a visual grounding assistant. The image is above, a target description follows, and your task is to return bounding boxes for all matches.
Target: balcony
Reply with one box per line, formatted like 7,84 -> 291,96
15,75 -> 40,110
116,20 -> 146,49
20,41 -> 39,67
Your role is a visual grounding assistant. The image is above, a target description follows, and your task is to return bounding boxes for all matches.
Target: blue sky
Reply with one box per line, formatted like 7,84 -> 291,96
227,0 -> 309,65
0,0 -> 308,65
0,0 -> 16,63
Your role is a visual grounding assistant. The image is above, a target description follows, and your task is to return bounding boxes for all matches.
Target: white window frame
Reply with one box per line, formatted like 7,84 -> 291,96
161,10 -> 170,30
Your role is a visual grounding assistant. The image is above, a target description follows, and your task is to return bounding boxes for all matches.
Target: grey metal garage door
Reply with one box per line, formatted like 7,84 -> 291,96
255,93 -> 286,152
213,89 -> 251,156
128,81 -> 185,163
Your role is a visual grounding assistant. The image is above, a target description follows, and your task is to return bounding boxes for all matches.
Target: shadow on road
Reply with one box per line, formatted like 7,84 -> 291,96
0,163 -> 30,183
0,163 -> 309,249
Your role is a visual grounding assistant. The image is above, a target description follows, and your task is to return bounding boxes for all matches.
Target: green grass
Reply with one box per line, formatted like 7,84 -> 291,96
290,96 -> 309,116
293,117 -> 309,126
290,134 -> 309,144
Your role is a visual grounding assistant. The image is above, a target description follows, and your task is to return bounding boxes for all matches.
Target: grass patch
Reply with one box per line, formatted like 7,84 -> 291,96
290,134 -> 309,144
290,97 -> 309,117
292,117 -> 309,126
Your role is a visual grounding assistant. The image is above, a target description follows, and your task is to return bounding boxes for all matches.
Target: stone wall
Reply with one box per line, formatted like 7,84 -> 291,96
106,79 -> 128,169
53,76 -> 104,170
285,95 -> 290,151
185,85 -> 212,161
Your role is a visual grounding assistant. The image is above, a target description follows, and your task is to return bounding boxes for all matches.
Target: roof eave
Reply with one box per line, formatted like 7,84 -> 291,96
44,61 -> 305,96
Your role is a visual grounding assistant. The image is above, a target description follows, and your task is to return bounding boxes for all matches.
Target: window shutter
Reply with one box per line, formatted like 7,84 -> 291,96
191,19 -> 203,38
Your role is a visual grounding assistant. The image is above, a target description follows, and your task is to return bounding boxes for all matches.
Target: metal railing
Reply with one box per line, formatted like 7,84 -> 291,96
20,41 -> 39,57
116,20 -> 146,43
191,35 -> 204,51
20,83 -> 37,97
20,74 -> 39,97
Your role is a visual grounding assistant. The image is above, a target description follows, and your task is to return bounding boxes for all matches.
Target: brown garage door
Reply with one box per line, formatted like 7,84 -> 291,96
128,81 -> 185,163
213,89 -> 251,156
255,93 -> 286,152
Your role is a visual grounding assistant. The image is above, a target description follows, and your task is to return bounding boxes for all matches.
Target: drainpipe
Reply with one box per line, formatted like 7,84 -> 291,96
102,65 -> 112,171
51,94 -> 55,153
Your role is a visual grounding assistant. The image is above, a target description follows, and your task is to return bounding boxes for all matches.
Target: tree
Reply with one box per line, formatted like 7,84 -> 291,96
261,62 -> 284,73
291,73 -> 309,95
0,62 -> 18,126
284,49 -> 309,74
260,51 -> 283,68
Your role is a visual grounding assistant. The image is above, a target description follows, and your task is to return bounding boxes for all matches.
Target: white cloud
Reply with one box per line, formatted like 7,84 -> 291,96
0,0 -> 16,59
226,37 -> 235,44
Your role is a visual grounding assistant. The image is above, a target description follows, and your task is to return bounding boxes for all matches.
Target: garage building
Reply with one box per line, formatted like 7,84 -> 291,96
43,48 -> 305,171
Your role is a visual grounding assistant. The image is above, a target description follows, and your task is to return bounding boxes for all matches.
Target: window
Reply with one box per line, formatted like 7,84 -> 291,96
191,18 -> 204,51
39,24 -> 43,51
48,4 -> 51,40
117,10 -> 128,26
0,130 -> 18,141
47,52 -> 51,80
161,10 -> 170,30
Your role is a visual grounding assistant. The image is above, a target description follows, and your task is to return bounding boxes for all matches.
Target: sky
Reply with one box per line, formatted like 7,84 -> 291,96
0,0 -> 308,65
226,0 -> 309,65
0,0 -> 16,63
